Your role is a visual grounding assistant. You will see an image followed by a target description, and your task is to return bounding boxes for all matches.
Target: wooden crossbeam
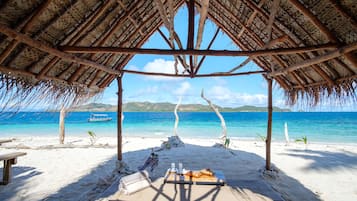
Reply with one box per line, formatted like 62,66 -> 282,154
269,42 -> 357,77
122,69 -> 266,77
61,43 -> 338,57
0,24 -> 120,75
0,0 -> 51,64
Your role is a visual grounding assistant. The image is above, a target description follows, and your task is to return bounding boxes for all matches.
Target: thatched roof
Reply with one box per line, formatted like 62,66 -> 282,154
0,0 -> 356,108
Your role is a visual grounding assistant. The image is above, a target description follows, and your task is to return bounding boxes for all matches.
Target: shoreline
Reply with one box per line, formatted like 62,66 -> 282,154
1,135 -> 357,201
2,135 -> 357,147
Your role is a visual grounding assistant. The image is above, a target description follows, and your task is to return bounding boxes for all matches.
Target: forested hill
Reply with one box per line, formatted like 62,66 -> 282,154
69,102 -> 291,112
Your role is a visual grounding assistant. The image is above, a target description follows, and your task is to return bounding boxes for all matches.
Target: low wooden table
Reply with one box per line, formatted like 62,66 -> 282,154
163,169 -> 225,185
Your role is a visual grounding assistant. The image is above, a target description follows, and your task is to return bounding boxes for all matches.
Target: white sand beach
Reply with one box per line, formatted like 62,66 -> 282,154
1,136 -> 357,201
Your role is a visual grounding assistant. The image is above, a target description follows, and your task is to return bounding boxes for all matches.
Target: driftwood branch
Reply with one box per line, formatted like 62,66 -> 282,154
201,89 -> 227,143
59,106 -> 66,144
174,97 -> 182,136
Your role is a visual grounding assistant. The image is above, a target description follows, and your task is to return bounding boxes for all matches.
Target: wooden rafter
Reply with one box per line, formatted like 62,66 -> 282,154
98,0 -> 187,88
228,35 -> 288,73
269,42 -> 357,77
194,27 -> 220,75
237,0 -> 267,39
194,0 -> 209,67
0,0 -> 51,64
0,24 -> 120,75
242,0 -> 339,85
157,29 -> 187,72
214,0 -> 305,88
206,8 -> 291,90
266,0 -> 280,42
89,1 -> 174,87
8,0 -> 80,68
328,0 -> 357,29
288,0 -> 357,69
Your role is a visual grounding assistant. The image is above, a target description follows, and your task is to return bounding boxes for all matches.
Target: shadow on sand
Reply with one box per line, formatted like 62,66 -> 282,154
283,148 -> 357,171
0,166 -> 42,199
1,143 -> 323,201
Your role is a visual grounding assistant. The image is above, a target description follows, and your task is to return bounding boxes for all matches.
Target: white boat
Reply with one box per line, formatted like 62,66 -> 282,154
88,114 -> 112,122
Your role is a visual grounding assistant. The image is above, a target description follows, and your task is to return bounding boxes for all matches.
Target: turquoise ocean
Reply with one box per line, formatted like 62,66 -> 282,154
0,112 -> 357,143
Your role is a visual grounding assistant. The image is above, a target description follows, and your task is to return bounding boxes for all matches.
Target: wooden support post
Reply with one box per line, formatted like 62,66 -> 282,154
266,78 -> 273,170
117,76 -> 123,161
187,0 -> 195,77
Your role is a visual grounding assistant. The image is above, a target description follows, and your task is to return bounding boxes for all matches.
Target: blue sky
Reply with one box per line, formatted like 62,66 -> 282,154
95,6 -> 357,112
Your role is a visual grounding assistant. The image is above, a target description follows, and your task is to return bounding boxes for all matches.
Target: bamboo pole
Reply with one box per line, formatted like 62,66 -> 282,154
117,76 -> 123,161
61,43 -> 338,56
266,78 -> 273,170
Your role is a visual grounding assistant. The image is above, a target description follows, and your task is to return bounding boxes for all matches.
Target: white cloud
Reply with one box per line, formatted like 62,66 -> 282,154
142,59 -> 185,81
205,85 -> 268,106
126,65 -> 139,71
174,82 -> 191,96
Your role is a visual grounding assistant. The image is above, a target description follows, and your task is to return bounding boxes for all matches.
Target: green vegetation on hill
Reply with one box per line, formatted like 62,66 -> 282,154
69,102 -> 291,112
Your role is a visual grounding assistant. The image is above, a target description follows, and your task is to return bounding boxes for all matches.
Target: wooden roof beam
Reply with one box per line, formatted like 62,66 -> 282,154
228,35 -> 288,73
214,0 -> 305,88
53,1 -> 113,80
0,24 -> 120,75
9,0 -> 80,68
207,11 -> 290,90
157,29 -> 187,73
194,0 -> 209,67
90,1 -> 178,87
243,0 -> 339,85
269,42 -> 357,77
122,69 -> 266,77
0,0 -> 51,64
67,1 -> 144,83
237,0 -> 267,39
61,43 -> 338,56
194,27 -> 220,75
328,0 -> 357,29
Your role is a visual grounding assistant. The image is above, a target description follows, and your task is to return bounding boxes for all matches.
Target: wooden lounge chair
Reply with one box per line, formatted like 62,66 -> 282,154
0,152 -> 27,185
